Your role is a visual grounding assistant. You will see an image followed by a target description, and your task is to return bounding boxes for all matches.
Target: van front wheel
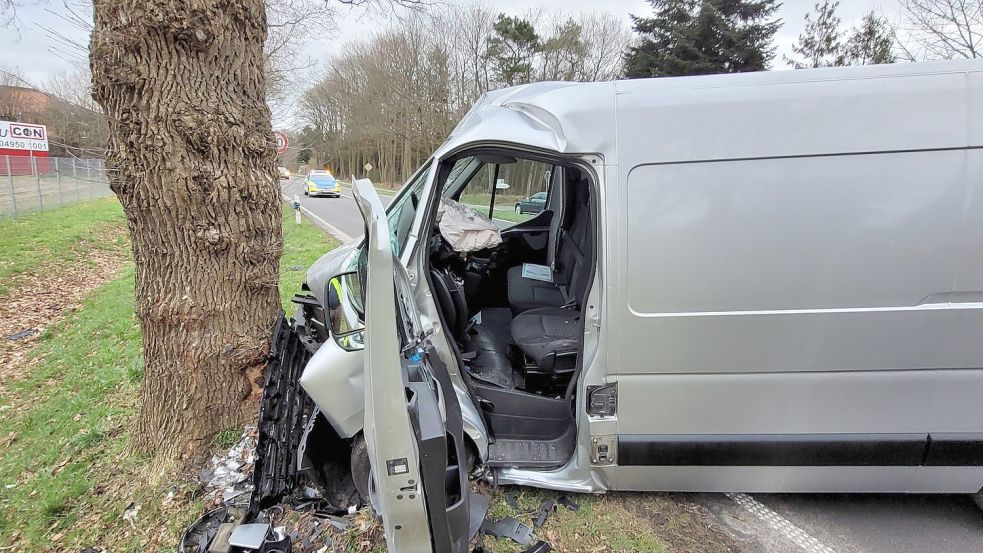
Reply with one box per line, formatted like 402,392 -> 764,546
351,434 -> 371,503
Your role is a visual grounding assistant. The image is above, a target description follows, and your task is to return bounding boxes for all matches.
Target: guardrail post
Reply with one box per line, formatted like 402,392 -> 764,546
33,156 -> 42,210
55,158 -> 63,206
5,155 -> 16,218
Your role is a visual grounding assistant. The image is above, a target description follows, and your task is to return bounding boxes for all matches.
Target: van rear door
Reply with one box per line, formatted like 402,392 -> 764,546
351,178 -> 472,552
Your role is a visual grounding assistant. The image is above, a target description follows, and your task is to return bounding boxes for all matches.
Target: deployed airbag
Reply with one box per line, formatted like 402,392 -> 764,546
437,198 -> 502,252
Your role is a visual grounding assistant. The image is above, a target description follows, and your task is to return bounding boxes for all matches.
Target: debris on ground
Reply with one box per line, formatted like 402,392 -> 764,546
480,516 -> 534,546
6,328 -> 38,341
198,426 -> 258,509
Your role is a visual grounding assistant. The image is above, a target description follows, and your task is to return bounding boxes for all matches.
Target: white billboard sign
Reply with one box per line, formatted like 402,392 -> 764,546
0,121 -> 49,153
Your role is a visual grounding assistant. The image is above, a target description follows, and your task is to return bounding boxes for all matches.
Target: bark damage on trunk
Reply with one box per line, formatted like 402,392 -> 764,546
90,0 -> 282,461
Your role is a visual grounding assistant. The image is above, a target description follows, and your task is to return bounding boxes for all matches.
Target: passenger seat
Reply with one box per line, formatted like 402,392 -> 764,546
507,177 -> 591,315
511,182 -> 591,373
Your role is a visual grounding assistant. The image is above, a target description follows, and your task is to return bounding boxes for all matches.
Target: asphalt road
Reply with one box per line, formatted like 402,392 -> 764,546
281,176 -> 983,553
281,176 -> 395,241
701,492 -> 983,553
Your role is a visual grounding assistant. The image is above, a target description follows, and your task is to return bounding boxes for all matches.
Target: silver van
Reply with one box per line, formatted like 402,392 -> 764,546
282,60 -> 983,550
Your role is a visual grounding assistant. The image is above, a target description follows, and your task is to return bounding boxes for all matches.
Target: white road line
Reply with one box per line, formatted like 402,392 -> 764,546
726,493 -> 839,553
281,193 -> 354,243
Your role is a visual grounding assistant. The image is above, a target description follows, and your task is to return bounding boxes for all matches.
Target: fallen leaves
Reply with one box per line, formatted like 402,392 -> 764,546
0,230 -> 128,388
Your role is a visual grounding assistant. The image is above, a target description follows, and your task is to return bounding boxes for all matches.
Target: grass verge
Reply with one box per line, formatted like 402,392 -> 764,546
481,487 -> 733,553
0,198 -> 125,296
0,202 -> 338,552
279,205 -> 340,310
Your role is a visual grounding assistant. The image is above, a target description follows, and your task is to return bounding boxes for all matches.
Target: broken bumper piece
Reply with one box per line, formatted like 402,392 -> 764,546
179,314 -> 313,552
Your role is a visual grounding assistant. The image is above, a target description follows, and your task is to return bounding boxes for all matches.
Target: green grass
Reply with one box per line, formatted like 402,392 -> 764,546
481,488 -> 666,553
0,202 -> 339,551
0,268 -> 156,549
279,206 -> 340,310
0,197 -> 125,295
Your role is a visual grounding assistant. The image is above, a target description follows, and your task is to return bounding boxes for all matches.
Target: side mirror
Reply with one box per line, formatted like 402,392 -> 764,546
326,272 -> 364,351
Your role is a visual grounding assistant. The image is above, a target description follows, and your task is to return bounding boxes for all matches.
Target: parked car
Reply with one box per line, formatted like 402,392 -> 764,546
304,170 -> 340,197
514,191 -> 547,214
277,166 -> 291,180
260,60 -> 983,551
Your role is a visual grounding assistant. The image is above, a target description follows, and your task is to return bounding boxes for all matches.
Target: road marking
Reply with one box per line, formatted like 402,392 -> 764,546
281,193 -> 354,243
726,492 -> 839,553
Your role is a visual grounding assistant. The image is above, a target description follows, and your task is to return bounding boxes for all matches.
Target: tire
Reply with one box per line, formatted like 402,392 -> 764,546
350,433 -> 475,505
515,204 -> 522,214
350,434 -> 371,503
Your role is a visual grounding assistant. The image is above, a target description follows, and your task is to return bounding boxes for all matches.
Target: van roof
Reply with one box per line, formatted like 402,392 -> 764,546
438,60 -> 983,163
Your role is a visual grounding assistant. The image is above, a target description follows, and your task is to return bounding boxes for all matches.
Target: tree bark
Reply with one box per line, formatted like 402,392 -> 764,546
90,0 -> 282,461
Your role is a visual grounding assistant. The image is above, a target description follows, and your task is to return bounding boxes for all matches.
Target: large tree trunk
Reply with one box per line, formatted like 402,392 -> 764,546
90,0 -> 282,461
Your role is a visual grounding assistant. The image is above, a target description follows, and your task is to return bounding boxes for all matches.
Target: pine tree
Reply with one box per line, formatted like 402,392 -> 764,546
844,11 -> 896,65
786,0 -> 846,68
624,0 -> 782,78
487,15 -> 540,86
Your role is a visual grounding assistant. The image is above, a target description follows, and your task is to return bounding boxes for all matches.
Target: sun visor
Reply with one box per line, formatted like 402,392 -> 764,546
437,198 -> 502,253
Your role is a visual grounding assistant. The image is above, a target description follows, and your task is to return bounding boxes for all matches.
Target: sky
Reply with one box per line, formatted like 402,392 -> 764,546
1,0 -> 900,121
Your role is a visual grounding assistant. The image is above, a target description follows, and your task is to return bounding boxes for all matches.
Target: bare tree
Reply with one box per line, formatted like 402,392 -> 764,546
895,0 -> 982,60
0,66 -> 31,120
42,67 -> 108,155
1,0 -> 20,28
295,2 -> 631,184
578,12 -> 632,81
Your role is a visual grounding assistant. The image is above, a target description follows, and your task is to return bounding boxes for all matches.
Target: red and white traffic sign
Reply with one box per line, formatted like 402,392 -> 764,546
274,130 -> 289,154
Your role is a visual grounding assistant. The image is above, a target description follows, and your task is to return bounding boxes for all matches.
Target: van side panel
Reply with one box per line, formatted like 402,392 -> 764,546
604,68 -> 983,491
621,150 -> 967,374
614,72 -> 972,163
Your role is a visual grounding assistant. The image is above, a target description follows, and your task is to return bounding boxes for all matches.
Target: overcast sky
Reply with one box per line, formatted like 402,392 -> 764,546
1,0 -> 901,123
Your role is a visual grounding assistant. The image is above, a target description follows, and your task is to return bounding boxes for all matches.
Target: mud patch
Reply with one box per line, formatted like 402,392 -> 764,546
625,492 -> 746,553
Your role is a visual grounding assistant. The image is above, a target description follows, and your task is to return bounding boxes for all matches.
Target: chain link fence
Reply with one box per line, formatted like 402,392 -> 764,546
1,156 -> 113,217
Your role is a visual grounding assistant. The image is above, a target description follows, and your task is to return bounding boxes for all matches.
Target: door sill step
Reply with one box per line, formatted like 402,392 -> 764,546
485,438 -> 574,469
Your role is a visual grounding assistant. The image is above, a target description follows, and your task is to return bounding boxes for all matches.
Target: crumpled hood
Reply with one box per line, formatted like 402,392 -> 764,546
304,239 -> 361,307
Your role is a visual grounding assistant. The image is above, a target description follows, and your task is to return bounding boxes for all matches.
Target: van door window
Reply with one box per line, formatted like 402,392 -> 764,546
454,158 -> 553,227
386,160 -> 432,256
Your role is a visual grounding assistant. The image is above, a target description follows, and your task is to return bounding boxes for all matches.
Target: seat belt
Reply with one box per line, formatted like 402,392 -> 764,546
546,167 -> 563,270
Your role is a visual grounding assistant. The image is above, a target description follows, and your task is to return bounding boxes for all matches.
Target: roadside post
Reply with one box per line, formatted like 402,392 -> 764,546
33,156 -> 42,209
5,155 -> 16,217
55,158 -> 63,206
293,194 -> 301,225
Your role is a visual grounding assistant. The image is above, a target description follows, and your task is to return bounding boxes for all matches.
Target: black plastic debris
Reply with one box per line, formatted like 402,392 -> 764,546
313,512 -> 350,531
248,314 -> 315,518
178,505 -> 242,553
468,493 -> 492,541
522,540 -> 552,553
7,328 -> 37,341
480,516 -> 534,546
504,492 -> 520,510
557,495 -> 579,512
533,499 -> 555,528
